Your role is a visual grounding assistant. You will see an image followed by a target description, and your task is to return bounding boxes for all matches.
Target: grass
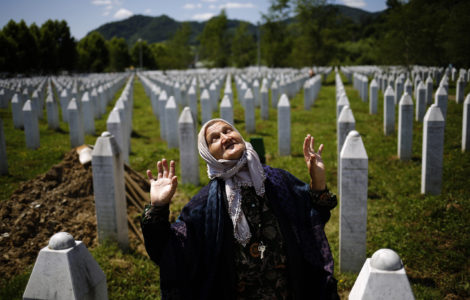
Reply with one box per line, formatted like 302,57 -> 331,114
1,71 -> 469,299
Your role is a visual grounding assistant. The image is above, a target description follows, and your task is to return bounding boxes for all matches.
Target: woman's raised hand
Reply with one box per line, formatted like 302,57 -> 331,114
146,159 -> 178,206
303,134 -> 326,191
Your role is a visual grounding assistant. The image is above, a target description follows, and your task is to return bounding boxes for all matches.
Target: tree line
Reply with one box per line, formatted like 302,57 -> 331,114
0,0 -> 469,75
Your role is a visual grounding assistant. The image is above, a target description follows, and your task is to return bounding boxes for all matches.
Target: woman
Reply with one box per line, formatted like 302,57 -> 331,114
141,119 -> 339,299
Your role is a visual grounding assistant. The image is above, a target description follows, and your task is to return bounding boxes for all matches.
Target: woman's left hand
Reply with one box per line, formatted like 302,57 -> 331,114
303,134 -> 326,191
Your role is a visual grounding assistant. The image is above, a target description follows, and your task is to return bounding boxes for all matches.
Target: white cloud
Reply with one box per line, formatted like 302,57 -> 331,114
91,0 -> 112,5
192,12 -> 215,21
209,4 -> 217,9
202,0 -> 217,2
183,3 -> 202,9
114,8 -> 133,19
340,0 -> 366,8
219,2 -> 255,9
144,8 -> 152,14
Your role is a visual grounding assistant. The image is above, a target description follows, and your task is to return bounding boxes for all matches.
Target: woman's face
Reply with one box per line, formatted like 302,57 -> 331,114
205,121 -> 246,160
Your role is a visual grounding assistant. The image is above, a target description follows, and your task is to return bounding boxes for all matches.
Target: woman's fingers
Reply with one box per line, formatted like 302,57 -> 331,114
303,135 -> 311,160
157,161 -> 163,179
318,144 -> 324,156
162,159 -> 169,178
146,169 -> 153,181
169,160 -> 175,178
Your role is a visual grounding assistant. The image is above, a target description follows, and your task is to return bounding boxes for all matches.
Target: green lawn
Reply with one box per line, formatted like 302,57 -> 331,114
1,71 -> 469,299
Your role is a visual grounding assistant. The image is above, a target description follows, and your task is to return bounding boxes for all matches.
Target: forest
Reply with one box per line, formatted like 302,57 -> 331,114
0,0 -> 469,75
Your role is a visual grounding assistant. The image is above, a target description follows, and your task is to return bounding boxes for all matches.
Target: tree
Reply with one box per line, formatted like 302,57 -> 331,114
77,31 -> 109,72
151,43 -> 172,70
130,39 -> 156,70
231,22 -> 256,67
199,10 -> 230,67
1,20 -> 38,74
108,37 -> 130,71
166,22 -> 193,69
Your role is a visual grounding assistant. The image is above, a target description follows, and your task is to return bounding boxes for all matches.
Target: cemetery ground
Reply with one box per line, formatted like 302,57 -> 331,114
1,72 -> 469,299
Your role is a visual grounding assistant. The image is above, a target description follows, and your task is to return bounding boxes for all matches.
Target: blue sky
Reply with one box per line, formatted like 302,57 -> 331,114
0,0 -> 387,40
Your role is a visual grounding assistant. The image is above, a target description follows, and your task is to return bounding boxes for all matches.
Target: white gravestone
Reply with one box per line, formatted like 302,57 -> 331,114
46,94 -> 59,130
384,86 -> 395,135
106,108 -> 128,164
92,131 -> 129,250
337,93 -> 350,120
462,94 -> 470,152
415,81 -> 426,122
81,92 -> 95,135
253,79 -> 260,107
178,107 -> 200,185
220,95 -> 234,125
271,81 -> 279,108
278,94 -> 291,156
456,77 -> 466,104
209,82 -> 218,111
421,104 -> 445,195
91,88 -> 101,119
394,78 -> 404,106
369,79 -> 378,115
11,94 -> 24,129
158,90 -> 168,141
165,96 -> 179,149
201,89 -> 212,125
23,232 -> 108,300
187,85 -> 198,122
349,248 -> 414,300
337,105 -> 356,190
260,82 -> 269,120
425,76 -> 433,106
404,78 -> 412,99
60,89 -> 69,122
244,88 -> 256,133
398,93 -> 413,160
23,100 -> 40,149
67,98 -> 85,148
434,86 -> 448,120
0,118 -> 8,175
340,130 -> 368,273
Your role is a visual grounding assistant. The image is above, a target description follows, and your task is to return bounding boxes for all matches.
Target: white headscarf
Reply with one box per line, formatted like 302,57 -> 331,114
198,119 -> 265,246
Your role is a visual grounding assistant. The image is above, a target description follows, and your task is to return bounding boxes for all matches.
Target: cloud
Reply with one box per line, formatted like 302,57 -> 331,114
209,4 -> 217,9
183,3 -> 202,9
192,13 -> 215,21
219,2 -> 255,9
340,0 -> 366,8
202,0 -> 217,2
144,8 -> 152,14
114,8 -> 133,19
91,0 -> 112,5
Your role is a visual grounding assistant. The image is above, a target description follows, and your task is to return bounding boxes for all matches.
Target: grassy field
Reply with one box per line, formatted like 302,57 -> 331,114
1,71 -> 469,299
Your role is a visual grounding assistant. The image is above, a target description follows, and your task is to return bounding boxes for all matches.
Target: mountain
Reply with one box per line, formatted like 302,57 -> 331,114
90,14 -> 257,46
88,5 -> 383,45
333,4 -> 382,24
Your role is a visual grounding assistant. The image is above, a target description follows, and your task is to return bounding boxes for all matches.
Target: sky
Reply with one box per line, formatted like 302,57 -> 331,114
0,0 -> 387,40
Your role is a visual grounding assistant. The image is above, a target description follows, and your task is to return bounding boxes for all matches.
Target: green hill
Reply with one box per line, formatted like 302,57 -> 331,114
88,5 -> 382,45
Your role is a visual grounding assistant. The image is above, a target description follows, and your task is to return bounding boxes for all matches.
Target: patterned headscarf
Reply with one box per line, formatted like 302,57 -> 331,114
198,119 -> 265,246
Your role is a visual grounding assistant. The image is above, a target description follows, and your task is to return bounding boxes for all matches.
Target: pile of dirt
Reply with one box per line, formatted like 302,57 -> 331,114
0,148 -> 150,281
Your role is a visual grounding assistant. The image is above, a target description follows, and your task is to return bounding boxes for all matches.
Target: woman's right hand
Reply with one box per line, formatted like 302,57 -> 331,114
146,159 -> 178,206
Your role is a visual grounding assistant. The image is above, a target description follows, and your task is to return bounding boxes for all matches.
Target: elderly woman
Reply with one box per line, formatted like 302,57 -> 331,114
141,119 -> 339,300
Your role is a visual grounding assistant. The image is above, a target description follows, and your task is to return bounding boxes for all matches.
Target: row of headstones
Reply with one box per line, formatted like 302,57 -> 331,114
335,71 -> 415,299
0,74 -> 130,176
359,65 -> 469,192
21,233 -> 413,300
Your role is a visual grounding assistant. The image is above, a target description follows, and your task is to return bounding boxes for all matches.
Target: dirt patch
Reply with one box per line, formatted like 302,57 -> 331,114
0,148 -> 150,281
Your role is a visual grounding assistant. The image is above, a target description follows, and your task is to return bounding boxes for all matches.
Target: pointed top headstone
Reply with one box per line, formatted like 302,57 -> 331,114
424,104 -> 444,122
340,130 -> 368,159
384,85 -> 395,97
399,93 -> 413,105
278,94 -> 289,107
